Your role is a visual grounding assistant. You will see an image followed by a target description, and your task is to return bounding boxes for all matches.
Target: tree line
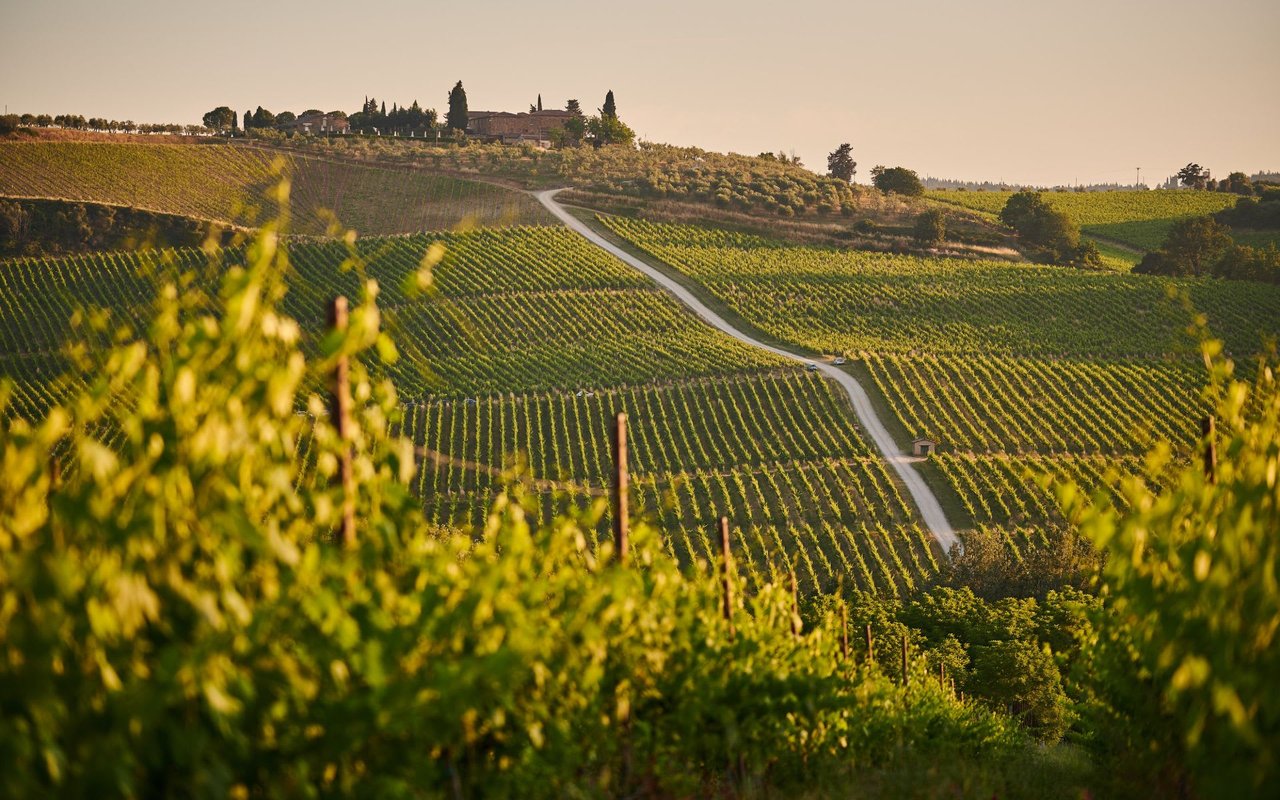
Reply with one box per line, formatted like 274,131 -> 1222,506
200,83 -> 634,148
0,113 -> 205,136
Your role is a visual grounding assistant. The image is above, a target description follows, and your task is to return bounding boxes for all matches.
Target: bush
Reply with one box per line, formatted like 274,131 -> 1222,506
912,209 -> 946,246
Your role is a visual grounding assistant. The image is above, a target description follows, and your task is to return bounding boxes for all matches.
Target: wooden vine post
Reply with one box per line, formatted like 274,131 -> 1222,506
901,633 -> 909,687
840,603 -> 850,661
1202,415 -> 1217,484
612,412 -> 629,565
789,568 -> 802,638
719,516 -> 734,636
328,296 -> 356,548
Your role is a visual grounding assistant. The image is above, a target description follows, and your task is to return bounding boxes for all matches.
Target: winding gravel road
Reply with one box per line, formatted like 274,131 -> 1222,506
536,189 -> 959,554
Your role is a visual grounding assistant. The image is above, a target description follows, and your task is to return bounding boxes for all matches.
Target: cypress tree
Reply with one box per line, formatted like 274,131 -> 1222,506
243,110 -> 252,131
446,81 -> 469,131
602,90 -> 616,119
537,94 -> 543,112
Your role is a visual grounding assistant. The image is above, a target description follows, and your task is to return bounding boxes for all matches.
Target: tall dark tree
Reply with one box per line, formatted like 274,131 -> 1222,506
1177,163 -> 1207,190
565,99 -> 582,115
827,143 -> 856,183
243,110 -> 252,131
380,101 -> 386,121
537,94 -> 543,112
446,81 -> 469,131
601,90 -> 616,119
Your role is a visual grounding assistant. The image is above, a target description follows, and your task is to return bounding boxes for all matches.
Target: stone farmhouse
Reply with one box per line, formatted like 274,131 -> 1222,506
280,112 -> 350,135
466,109 -> 576,144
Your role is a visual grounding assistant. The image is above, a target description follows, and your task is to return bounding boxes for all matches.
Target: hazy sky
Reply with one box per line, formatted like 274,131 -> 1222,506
2,0 -> 1277,185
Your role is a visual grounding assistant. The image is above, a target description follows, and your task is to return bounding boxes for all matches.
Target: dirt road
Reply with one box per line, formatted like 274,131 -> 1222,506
536,188 -> 959,554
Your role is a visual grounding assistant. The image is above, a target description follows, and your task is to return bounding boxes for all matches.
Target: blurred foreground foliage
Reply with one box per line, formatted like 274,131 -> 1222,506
1066,340 -> 1280,798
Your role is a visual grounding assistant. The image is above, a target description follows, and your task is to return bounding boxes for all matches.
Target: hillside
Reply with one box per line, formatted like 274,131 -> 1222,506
599,217 -> 1280,556
0,140 -> 553,235
4,146 -> 1277,798
927,188 -> 1241,252
252,135 -> 1015,253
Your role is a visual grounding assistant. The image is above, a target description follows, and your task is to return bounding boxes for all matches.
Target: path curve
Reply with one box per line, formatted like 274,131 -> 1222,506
536,188 -> 959,554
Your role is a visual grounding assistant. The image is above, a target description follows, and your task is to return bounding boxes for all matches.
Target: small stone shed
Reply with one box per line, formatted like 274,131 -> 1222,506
912,437 -> 939,456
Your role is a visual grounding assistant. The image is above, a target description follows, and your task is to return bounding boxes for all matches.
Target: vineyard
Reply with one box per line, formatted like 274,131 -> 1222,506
601,217 -> 1280,550
0,225 -> 938,594
600,217 -> 1280,357
926,188 -> 1241,251
0,141 -> 552,234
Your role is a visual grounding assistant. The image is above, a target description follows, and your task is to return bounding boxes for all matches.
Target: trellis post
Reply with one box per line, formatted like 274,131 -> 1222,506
789,568 -> 802,638
328,296 -> 356,548
1202,415 -> 1217,484
719,516 -> 734,636
840,603 -> 850,661
901,634 -> 909,687
612,412 -> 629,564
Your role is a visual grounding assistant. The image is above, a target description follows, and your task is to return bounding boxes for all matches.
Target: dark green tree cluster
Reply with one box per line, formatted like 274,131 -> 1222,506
350,96 -> 436,134
241,106 -> 276,131
999,191 -> 1101,268
1215,195 -> 1280,229
584,89 -> 632,148
1135,216 -> 1280,283
870,165 -> 925,196
1216,171 -> 1253,195
202,106 -> 237,133
838,586 -> 1090,744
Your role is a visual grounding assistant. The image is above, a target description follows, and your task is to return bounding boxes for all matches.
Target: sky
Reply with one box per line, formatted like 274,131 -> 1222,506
2,0 -> 1277,186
